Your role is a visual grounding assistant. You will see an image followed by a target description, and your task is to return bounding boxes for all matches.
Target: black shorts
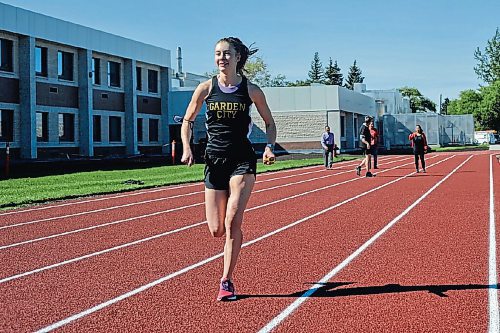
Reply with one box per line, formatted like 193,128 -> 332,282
362,147 -> 371,155
204,154 -> 257,190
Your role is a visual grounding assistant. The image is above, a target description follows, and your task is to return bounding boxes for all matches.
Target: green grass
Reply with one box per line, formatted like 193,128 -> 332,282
433,144 -> 490,152
0,156 -> 358,209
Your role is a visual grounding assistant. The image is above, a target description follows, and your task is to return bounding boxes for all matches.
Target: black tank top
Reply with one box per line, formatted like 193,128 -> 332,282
204,76 -> 254,157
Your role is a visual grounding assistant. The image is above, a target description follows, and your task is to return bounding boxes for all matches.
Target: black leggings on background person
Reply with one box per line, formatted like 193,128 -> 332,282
414,152 -> 425,171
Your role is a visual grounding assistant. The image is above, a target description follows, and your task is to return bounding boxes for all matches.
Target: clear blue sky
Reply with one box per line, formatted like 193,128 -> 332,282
2,0 -> 499,106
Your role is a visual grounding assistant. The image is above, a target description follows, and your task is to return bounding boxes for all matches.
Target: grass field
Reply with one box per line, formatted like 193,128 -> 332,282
0,156 -> 357,209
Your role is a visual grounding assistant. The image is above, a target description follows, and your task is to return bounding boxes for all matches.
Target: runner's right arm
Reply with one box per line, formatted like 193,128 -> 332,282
180,80 -> 211,166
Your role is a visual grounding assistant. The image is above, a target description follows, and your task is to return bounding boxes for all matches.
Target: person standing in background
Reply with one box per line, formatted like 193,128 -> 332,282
321,125 -> 336,169
369,122 -> 379,169
409,124 -> 428,173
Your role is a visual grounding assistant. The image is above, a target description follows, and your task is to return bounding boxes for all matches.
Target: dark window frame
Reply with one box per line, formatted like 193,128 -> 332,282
148,69 -> 158,93
57,51 -> 74,81
92,57 -> 101,85
108,61 -> 121,88
340,115 -> 346,138
149,118 -> 159,142
137,118 -> 143,142
36,112 -> 49,142
109,116 -> 122,142
0,109 -> 14,142
136,66 -> 142,91
93,115 -> 101,142
35,46 -> 48,77
0,38 -> 13,72
58,113 -> 75,142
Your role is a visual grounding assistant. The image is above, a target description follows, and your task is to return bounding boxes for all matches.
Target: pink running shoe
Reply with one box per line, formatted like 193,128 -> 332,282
217,278 -> 236,301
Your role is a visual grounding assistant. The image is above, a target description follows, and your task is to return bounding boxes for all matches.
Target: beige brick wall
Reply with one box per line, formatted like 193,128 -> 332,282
250,110 -> 327,144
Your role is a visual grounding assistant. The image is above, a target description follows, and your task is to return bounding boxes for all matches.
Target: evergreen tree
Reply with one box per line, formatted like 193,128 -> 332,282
308,52 -> 324,83
324,58 -> 343,86
344,60 -> 364,90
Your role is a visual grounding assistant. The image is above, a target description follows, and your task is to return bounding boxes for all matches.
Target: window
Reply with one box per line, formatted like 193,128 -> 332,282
109,116 -> 121,142
93,115 -> 101,142
340,115 -> 345,138
0,38 -> 13,72
92,58 -> 101,85
58,51 -> 74,81
137,118 -> 143,142
108,61 -> 121,87
149,118 -> 159,142
36,112 -> 48,142
35,46 -> 48,77
148,69 -> 158,93
136,67 -> 142,91
58,113 -> 75,142
0,109 -> 14,142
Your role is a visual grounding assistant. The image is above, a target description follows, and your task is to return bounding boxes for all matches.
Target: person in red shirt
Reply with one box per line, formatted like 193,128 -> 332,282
369,122 -> 379,169
409,125 -> 428,173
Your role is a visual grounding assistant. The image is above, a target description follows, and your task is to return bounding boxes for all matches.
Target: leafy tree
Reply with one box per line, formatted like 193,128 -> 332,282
205,56 -> 288,87
287,79 -> 311,87
244,56 -> 271,86
474,28 -> 500,84
399,87 -> 436,113
324,58 -> 343,86
269,74 -> 289,87
447,82 -> 500,130
344,60 -> 364,90
308,52 -> 324,83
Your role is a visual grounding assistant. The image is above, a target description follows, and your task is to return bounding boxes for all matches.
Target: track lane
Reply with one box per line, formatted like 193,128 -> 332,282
0,157 -> 405,226
0,157 -> 415,278
265,154 -> 489,332
6,154 -> 460,330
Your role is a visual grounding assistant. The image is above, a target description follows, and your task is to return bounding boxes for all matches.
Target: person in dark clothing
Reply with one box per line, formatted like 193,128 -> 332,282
369,122 -> 379,169
180,37 -> 277,301
321,125 -> 336,169
409,124 -> 428,173
355,116 -> 373,177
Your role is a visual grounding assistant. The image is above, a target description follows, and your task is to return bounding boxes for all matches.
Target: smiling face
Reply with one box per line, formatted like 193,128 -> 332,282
215,41 -> 240,74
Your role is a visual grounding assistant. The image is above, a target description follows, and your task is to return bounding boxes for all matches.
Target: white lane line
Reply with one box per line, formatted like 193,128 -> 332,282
0,156 -> 426,283
258,155 -> 472,333
0,158 -> 376,228
0,202 -> 203,250
32,155 -> 454,333
488,154 -> 499,333
0,157 -> 415,251
0,163 -> 335,217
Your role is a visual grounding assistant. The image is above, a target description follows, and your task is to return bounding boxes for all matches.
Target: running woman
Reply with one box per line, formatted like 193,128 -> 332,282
180,37 -> 277,301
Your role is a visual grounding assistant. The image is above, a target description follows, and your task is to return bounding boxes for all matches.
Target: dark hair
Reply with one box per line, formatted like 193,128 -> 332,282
416,124 -> 423,133
364,116 -> 372,124
217,37 -> 258,76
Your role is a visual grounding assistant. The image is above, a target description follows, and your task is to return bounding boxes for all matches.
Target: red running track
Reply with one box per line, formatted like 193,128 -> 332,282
0,153 -> 498,332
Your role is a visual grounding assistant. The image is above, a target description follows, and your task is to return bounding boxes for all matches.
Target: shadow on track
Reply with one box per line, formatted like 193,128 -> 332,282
237,281 -> 498,300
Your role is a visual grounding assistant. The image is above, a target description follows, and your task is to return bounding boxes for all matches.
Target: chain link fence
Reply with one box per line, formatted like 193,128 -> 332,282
382,113 -> 474,149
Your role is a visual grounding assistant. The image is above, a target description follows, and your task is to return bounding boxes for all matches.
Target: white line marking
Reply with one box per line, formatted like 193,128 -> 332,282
0,157 -> 420,282
0,202 -> 203,250
258,155 -> 472,333
1,156 -> 398,218
32,155 -> 454,333
0,163 -> 334,217
0,158 -> 378,228
489,154 -> 499,333
0,157 -> 413,249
